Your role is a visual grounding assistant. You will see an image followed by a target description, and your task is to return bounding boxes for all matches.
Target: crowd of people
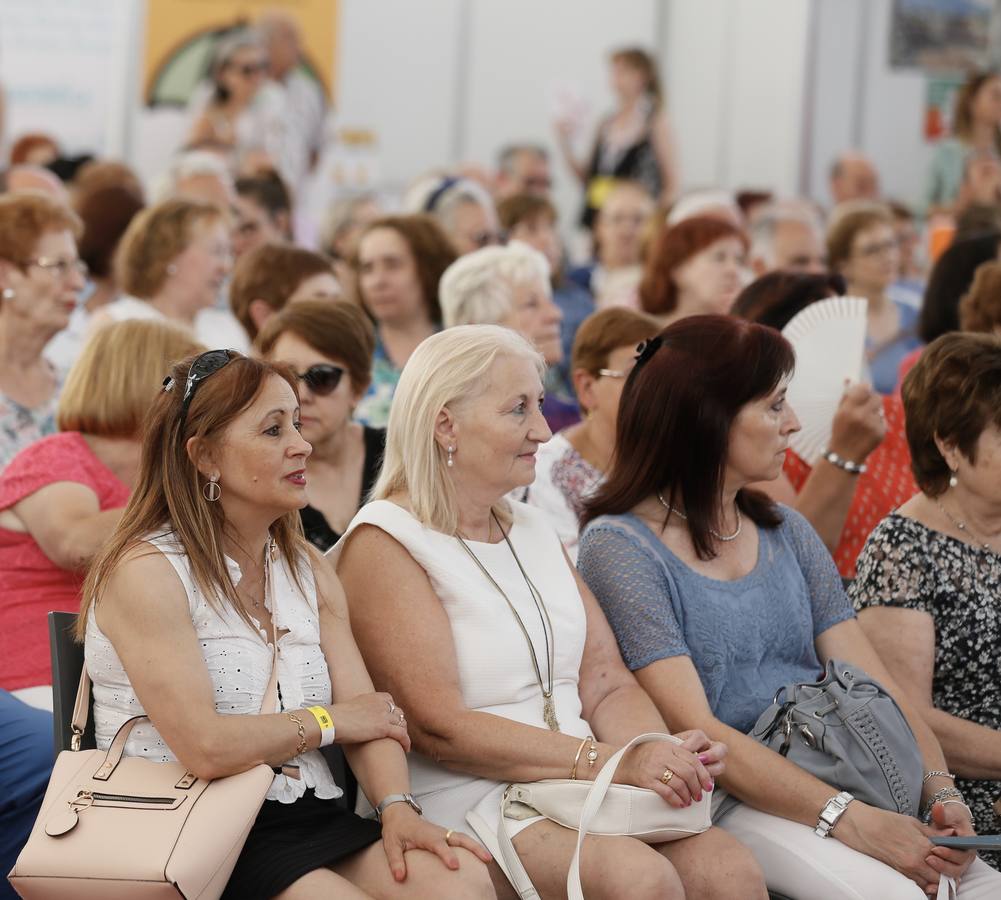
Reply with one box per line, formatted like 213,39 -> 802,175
3,16 -> 1001,900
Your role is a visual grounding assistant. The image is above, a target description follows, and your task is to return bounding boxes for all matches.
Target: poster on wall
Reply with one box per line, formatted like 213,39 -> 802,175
143,0 -> 338,107
889,0 -> 1000,73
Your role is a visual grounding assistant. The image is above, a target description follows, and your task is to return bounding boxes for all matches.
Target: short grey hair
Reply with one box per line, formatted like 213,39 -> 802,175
151,151 -> 233,203
497,143 -> 549,174
404,173 -> 497,234
749,203 -> 823,267
439,241 -> 551,328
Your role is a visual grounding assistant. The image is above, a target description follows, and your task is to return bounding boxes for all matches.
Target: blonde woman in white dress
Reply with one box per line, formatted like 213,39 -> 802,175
333,325 -> 765,900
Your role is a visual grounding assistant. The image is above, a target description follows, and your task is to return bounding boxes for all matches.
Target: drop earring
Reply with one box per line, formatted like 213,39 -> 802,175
203,473 -> 221,501
1,288 -> 14,300
447,446 -> 455,468
949,472 -> 959,489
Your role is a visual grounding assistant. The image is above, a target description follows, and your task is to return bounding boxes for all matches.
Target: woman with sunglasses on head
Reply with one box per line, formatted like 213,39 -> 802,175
257,299 -> 385,552
0,192 -> 86,470
78,348 -> 493,900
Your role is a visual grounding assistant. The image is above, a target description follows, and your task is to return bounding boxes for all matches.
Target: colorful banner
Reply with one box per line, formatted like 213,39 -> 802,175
143,0 -> 338,107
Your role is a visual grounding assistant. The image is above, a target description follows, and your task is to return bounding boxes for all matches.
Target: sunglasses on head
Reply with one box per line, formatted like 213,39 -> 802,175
295,364 -> 345,396
163,349 -> 238,433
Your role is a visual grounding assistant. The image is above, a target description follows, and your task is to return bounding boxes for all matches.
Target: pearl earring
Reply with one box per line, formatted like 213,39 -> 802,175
447,446 -> 455,468
949,473 -> 959,489
1,288 -> 14,300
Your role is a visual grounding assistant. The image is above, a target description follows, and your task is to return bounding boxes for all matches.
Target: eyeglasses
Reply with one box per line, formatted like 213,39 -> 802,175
854,238 -> 899,259
23,256 -> 88,279
230,61 -> 267,77
163,349 -> 237,433
295,364 -> 345,396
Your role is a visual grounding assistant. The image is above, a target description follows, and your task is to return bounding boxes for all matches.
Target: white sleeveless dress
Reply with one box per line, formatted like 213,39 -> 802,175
330,499 -> 592,836
85,529 -> 341,804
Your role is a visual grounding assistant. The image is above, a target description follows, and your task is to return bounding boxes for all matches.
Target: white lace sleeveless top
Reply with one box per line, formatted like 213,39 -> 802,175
330,500 -> 590,818
85,529 -> 341,804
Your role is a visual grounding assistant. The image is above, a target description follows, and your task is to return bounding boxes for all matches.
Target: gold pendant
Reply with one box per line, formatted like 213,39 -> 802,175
543,692 -> 560,732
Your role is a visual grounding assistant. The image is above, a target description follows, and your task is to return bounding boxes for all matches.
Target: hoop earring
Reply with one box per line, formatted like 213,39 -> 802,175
447,446 -> 455,468
203,474 -> 221,502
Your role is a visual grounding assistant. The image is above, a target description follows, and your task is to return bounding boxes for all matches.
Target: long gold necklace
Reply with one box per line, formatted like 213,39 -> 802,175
456,511 -> 560,732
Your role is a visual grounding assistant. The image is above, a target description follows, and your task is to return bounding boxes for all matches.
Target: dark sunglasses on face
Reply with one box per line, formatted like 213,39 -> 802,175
163,349 -> 237,433
296,364 -> 345,396
229,61 -> 267,77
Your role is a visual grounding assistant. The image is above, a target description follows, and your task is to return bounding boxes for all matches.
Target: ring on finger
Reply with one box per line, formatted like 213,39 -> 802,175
386,700 -> 396,714
444,829 -> 454,844
660,767 -> 674,785
397,713 -> 406,726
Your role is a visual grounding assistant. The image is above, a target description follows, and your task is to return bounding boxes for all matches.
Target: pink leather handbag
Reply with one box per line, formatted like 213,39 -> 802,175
9,645 -> 278,899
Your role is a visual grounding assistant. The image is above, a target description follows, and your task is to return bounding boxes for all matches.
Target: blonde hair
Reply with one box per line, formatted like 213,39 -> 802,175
372,324 -> 545,533
58,319 -> 204,437
439,241 -> 550,328
115,198 -> 225,299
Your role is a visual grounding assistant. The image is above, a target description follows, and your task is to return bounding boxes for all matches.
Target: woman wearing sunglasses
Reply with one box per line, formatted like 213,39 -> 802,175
78,348 -> 493,899
257,299 -> 385,552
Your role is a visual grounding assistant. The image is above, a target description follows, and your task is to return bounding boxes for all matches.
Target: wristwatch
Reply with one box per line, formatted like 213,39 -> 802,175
375,793 -> 423,820
815,791 -> 854,838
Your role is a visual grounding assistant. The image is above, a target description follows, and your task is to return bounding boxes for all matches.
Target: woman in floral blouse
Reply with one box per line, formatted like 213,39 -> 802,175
852,332 -> 1001,867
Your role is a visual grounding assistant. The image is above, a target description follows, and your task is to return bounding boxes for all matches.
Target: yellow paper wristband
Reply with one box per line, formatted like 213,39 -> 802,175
305,706 -> 336,747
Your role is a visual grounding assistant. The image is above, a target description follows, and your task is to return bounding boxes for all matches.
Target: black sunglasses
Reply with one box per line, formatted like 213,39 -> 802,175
163,349 -> 237,433
296,364 -> 345,396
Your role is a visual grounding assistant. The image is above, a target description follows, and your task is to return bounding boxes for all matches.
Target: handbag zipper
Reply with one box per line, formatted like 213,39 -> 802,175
76,790 -> 176,804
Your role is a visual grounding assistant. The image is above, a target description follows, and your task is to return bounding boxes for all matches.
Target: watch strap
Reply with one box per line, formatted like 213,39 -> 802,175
815,791 -> 854,838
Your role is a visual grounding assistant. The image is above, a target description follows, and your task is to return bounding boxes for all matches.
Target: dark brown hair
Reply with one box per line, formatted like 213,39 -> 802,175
952,70 -> 1001,156
256,298 -> 376,392
959,261 -> 1001,333
902,331 -> 1001,497
610,47 -> 662,107
75,186 -> 144,279
355,214 -> 457,324
497,193 -> 557,232
582,315 -> 791,559
229,242 -> 334,340
826,202 -> 894,272
732,271 -> 846,332
638,216 -> 747,316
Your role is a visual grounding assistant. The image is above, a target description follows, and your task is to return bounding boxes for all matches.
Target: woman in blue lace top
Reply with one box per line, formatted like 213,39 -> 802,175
577,315 -> 1001,899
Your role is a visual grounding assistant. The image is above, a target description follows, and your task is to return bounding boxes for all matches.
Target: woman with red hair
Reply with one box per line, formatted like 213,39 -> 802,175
639,216 -> 748,325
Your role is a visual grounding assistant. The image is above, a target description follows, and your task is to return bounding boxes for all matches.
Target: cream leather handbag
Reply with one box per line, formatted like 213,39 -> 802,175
8,646 -> 278,899
480,732 -> 712,900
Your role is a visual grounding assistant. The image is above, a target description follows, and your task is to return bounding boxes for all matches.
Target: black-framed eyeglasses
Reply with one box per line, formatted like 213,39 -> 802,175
295,364 -> 345,396
163,349 -> 238,433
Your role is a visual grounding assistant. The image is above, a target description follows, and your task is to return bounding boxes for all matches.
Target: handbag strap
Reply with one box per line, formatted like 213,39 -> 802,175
494,732 -> 680,900
937,875 -> 957,900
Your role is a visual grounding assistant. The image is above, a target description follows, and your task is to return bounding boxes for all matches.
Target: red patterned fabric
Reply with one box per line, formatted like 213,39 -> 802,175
784,393 -> 917,579
0,432 -> 129,690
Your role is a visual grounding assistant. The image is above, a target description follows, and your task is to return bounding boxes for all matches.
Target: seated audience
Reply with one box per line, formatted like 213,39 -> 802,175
638,215 -> 747,326
45,184 -> 144,370
439,242 -> 576,431
525,306 -> 660,560
257,299 -> 383,552
734,271 -> 911,577
568,179 -> 655,309
80,350 -> 493,899
230,241 -> 339,342
577,314 -> 1001,898
897,230 -> 1001,386
232,170 -> 293,258
0,192 -> 84,470
96,197 -> 247,350
353,215 -> 455,427
829,151 -> 880,205
852,333 -> 1001,868
959,261 -> 1001,334
407,174 -> 502,255
494,143 -> 552,199
0,690 -> 52,900
0,318 -> 201,704
321,192 -> 382,299
827,202 -> 921,394
748,203 -> 826,276
497,192 -> 595,374
334,324 -> 764,900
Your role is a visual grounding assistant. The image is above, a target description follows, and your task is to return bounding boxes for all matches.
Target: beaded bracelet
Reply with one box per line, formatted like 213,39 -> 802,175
821,449 -> 867,475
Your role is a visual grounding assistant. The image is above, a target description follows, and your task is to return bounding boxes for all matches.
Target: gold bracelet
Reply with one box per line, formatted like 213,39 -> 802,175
286,712 -> 308,756
570,734 -> 594,781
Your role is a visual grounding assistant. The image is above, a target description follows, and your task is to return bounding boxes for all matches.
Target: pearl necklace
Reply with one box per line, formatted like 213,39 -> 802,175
656,492 -> 742,542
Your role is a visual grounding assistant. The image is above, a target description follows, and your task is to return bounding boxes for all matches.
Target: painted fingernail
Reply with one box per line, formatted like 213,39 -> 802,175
698,753 -> 711,763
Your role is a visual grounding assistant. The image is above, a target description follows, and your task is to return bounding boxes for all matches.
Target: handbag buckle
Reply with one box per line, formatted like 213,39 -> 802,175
71,726 -> 83,752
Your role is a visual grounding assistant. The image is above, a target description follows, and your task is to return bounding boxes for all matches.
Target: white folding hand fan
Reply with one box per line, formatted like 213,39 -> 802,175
781,296 -> 868,465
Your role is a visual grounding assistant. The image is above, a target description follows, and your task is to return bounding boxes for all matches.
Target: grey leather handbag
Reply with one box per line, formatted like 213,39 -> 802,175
748,659 -> 924,817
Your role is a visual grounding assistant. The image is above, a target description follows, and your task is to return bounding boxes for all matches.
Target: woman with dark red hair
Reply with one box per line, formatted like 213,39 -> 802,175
639,216 -> 747,325
577,315 -> 1000,899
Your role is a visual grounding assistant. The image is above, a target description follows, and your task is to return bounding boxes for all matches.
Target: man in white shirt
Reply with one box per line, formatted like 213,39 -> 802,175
258,12 -> 327,189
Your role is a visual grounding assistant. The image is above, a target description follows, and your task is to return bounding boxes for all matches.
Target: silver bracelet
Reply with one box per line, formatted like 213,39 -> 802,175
821,448 -> 867,475
922,770 -> 956,784
921,786 -> 965,822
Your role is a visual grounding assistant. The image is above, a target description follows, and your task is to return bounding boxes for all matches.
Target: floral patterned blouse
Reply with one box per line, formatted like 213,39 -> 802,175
0,368 -> 64,472
850,513 -> 1001,863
